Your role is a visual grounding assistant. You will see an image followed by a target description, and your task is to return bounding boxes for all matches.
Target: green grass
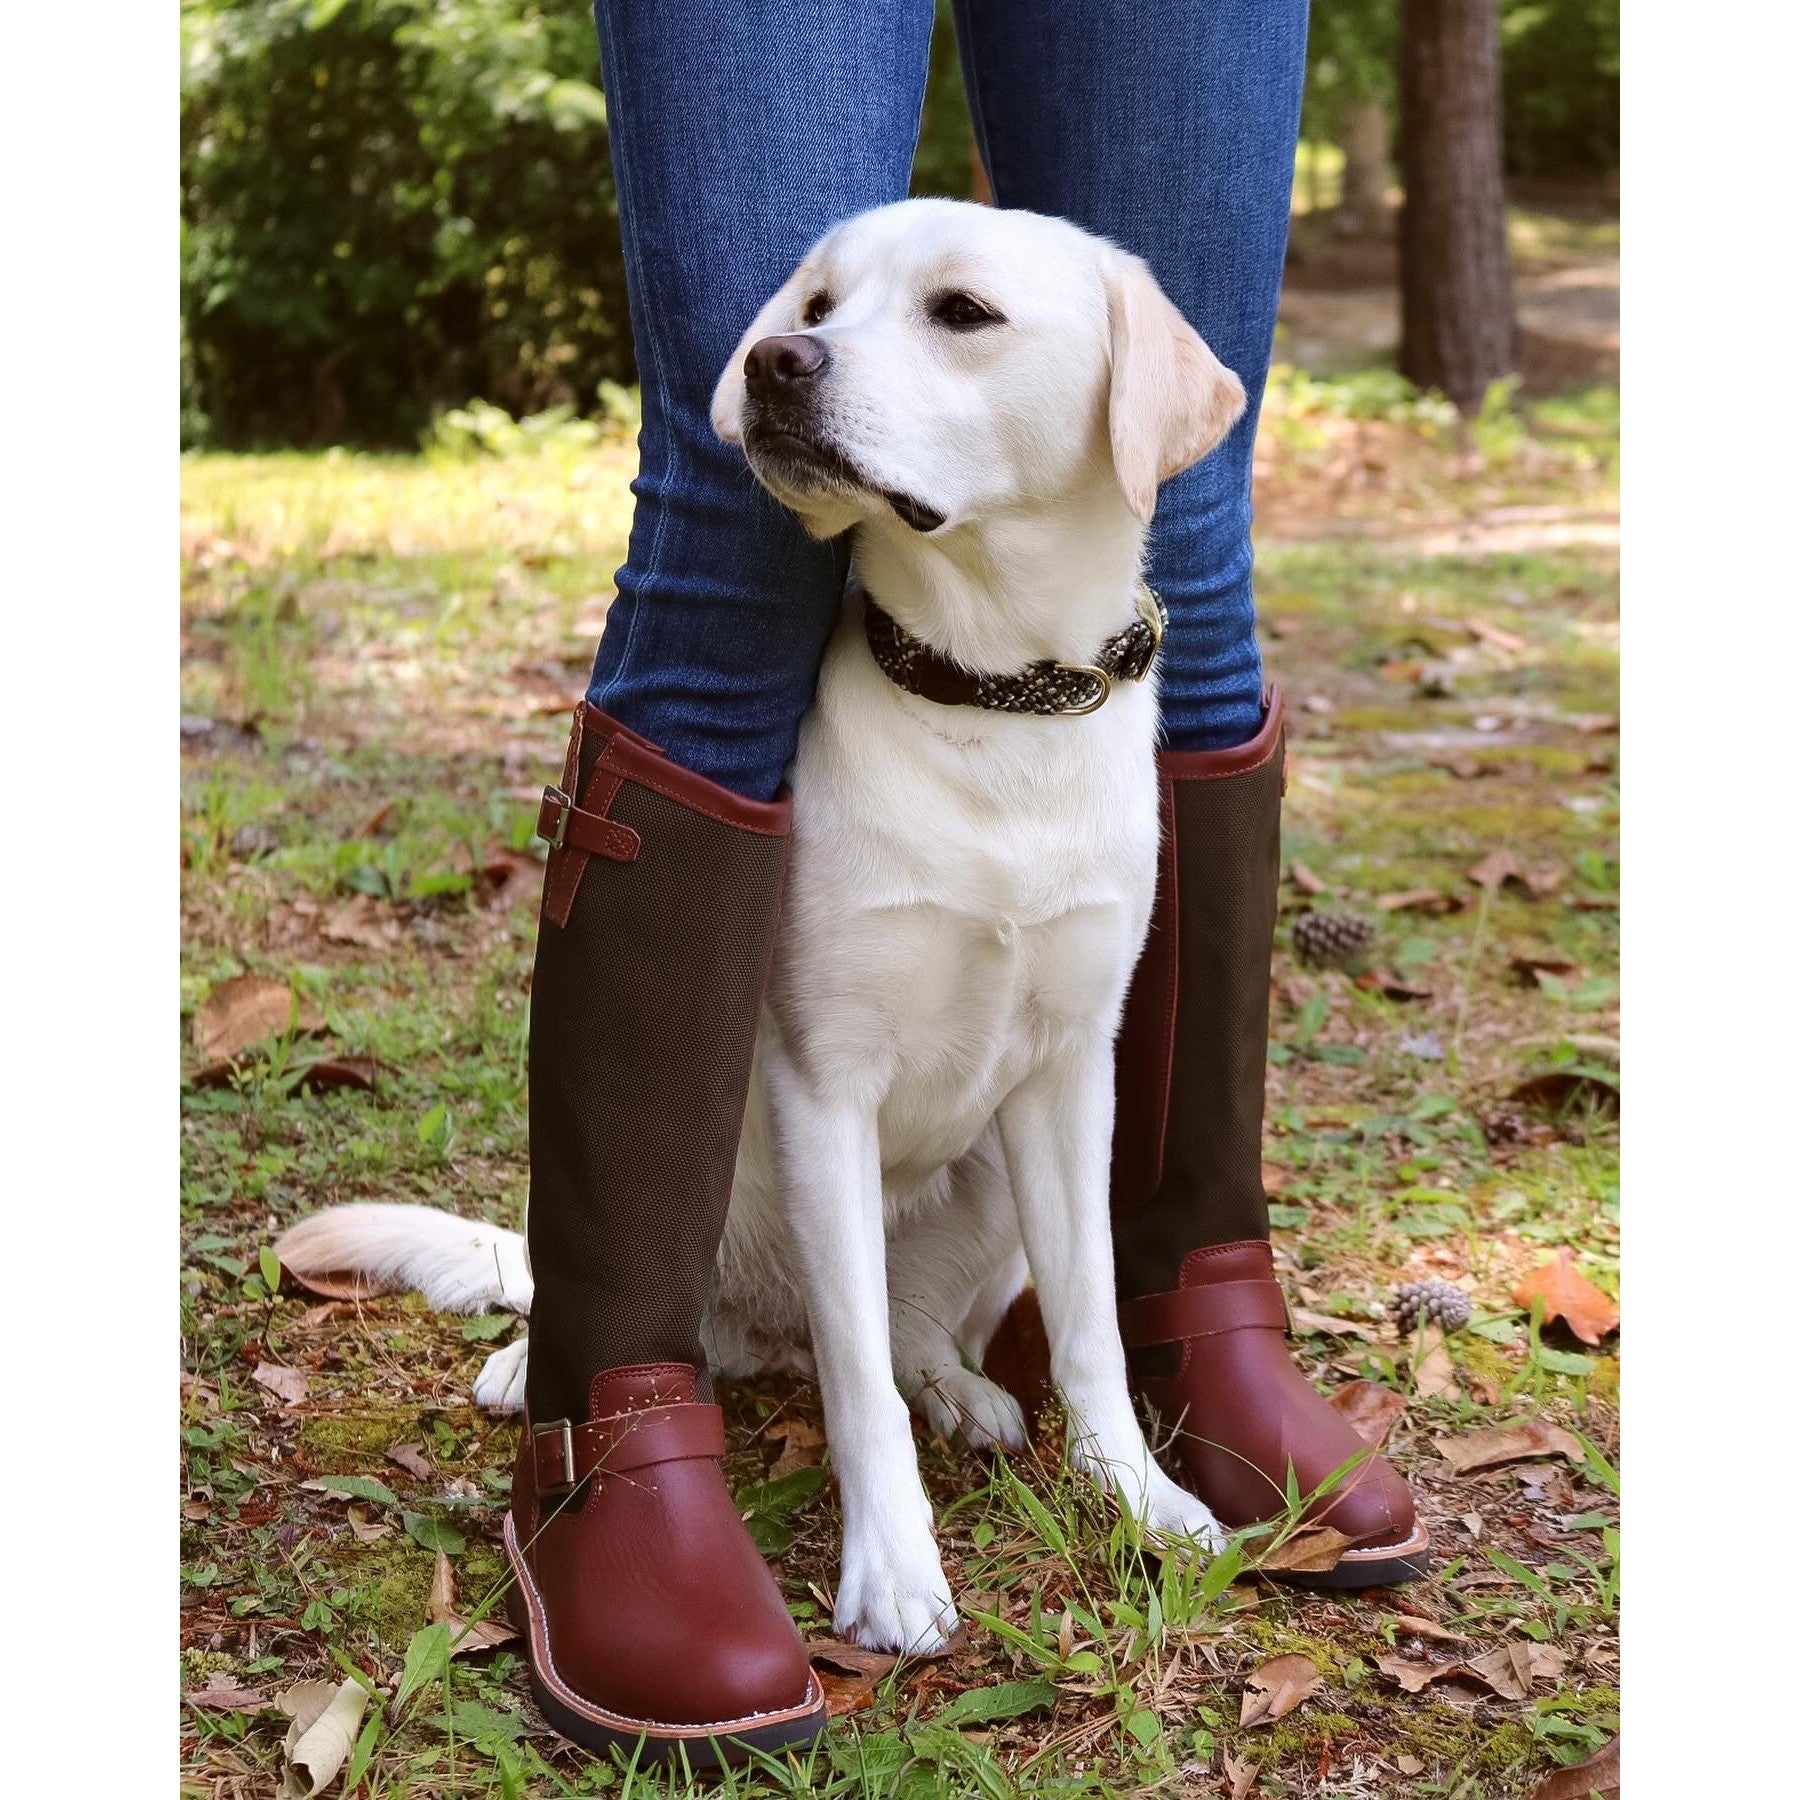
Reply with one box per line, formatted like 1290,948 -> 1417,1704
181,376 -> 1618,1798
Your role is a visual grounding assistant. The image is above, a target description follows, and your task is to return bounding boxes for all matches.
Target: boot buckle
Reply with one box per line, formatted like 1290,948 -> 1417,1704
537,786 -> 573,852
532,1419 -> 577,1490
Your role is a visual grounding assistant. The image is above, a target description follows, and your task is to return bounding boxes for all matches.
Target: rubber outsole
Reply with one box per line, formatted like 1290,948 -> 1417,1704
1267,1529 -> 1434,1591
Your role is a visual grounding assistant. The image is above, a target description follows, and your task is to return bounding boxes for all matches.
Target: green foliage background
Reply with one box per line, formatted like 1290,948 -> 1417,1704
182,0 -> 1611,450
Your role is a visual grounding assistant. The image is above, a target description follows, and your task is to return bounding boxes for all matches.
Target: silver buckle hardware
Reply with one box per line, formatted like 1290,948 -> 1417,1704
533,1418 -> 577,1489
537,786 -> 573,852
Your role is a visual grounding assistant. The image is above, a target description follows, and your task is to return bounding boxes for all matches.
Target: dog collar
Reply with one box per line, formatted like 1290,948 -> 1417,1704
861,584 -> 1167,717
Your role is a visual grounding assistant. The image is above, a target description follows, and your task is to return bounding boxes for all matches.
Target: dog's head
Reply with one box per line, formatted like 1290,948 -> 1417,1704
711,199 -> 1245,541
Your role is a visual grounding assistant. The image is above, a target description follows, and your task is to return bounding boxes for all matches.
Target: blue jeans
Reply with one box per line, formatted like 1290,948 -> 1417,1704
588,0 -> 1307,801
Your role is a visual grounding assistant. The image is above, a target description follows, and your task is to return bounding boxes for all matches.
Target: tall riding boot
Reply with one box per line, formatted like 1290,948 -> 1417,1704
1111,689 -> 1430,1586
505,703 -> 827,1766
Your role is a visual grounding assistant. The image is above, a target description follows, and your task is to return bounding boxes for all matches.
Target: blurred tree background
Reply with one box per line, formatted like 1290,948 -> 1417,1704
181,0 -> 1616,449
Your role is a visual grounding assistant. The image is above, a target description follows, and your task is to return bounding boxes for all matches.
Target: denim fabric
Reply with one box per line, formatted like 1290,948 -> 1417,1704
586,0 -> 1307,799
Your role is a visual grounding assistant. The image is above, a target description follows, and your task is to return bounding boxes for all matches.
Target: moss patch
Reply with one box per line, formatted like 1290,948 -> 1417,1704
299,1411 -> 420,1471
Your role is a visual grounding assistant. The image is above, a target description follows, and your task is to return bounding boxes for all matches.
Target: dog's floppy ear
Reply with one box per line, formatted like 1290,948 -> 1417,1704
710,267 -> 811,445
1105,252 -> 1246,522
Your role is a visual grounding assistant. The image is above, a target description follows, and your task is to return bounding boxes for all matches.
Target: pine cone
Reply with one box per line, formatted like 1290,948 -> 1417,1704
1390,1279 -> 1473,1333
1292,908 -> 1377,969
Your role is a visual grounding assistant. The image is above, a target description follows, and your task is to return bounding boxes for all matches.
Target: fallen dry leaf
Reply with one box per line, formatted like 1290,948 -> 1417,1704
1256,1528 -> 1354,1574
1290,1306 -> 1380,1342
1410,1323 -> 1461,1401
807,1637 -> 900,1717
427,1550 -> 456,1625
815,1668 -> 880,1717
1377,888 -> 1465,915
1375,1652 -> 1451,1694
1512,1249 -> 1619,1344
193,975 -> 323,1061
1468,849 -> 1521,889
1525,1735 -> 1618,1800
1377,1640 -> 1548,1702
481,848 -> 544,910
295,1055 -> 383,1094
1510,1069 -> 1618,1117
387,1441 -> 433,1481
1510,949 -> 1579,983
806,1637 -> 900,1682
1354,968 -> 1433,1001
1327,1379 -> 1407,1449
1239,1653 -> 1320,1727
1461,1642 -> 1535,1701
768,1416 -> 826,1480
252,1362 -> 309,1406
1434,1419 -> 1586,1474
281,1256 -> 392,1302
1467,617 -> 1528,653
1222,1747 -> 1257,1798
425,1547 -> 519,1657
1388,1614 -> 1474,1647
1260,1159 -> 1293,1196
323,895 -> 400,949
1288,858 -> 1327,895
185,1684 -> 270,1713
346,1506 -> 393,1544
278,1677 -> 369,1799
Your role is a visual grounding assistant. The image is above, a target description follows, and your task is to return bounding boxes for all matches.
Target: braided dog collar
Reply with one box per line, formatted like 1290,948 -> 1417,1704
862,585 -> 1168,717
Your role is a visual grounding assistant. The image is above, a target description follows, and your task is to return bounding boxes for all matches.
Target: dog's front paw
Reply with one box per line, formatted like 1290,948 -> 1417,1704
1135,1462 -> 1227,1556
911,1366 -> 1028,1453
834,1519 -> 958,1656
472,1336 -> 528,1412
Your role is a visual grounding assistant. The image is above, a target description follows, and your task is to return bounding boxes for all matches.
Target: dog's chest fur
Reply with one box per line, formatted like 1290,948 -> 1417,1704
767,604 -> 1161,1197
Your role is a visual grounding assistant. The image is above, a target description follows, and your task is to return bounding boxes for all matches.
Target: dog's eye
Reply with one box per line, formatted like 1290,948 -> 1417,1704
930,291 -> 1003,332
800,292 -> 834,327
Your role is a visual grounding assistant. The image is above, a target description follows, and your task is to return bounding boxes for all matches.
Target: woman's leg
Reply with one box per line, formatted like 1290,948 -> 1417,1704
587,0 -> 937,800
959,2 -> 1427,1584
952,0 -> 1305,752
508,5 -> 937,1762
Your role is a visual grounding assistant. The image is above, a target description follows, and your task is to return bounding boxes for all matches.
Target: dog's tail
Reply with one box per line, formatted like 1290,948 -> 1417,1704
274,1204 -> 532,1317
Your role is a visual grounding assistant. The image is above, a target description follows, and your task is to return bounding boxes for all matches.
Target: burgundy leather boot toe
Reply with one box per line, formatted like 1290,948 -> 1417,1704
1121,1243 -> 1428,1584
507,1366 -> 824,1766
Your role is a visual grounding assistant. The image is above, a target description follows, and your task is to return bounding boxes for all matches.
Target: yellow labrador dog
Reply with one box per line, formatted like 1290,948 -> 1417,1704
281,198 -> 1245,1653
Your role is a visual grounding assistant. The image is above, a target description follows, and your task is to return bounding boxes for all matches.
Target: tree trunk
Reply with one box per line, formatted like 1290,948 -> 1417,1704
971,130 -> 992,204
1397,0 -> 1515,412
1339,100 -> 1392,236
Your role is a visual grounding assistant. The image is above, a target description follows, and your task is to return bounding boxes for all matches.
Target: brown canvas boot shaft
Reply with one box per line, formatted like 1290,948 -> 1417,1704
508,1365 -> 824,1758
525,703 -> 790,1422
1108,692 -> 1427,1581
1111,694 -> 1284,1299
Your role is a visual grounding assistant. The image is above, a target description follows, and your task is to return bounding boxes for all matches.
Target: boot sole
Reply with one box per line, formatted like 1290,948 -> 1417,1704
503,1514 -> 829,1771
1266,1524 -> 1434,1591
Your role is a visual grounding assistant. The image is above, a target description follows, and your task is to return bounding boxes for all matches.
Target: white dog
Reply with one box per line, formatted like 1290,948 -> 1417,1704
280,197 -> 1246,1654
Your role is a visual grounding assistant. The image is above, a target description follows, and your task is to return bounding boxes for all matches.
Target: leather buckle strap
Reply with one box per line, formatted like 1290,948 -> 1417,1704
536,784 -> 642,864
531,1402 -> 726,1494
1119,1278 -> 1290,1350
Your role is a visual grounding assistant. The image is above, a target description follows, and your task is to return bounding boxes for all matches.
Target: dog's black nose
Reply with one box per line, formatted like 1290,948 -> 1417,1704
744,333 -> 828,393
